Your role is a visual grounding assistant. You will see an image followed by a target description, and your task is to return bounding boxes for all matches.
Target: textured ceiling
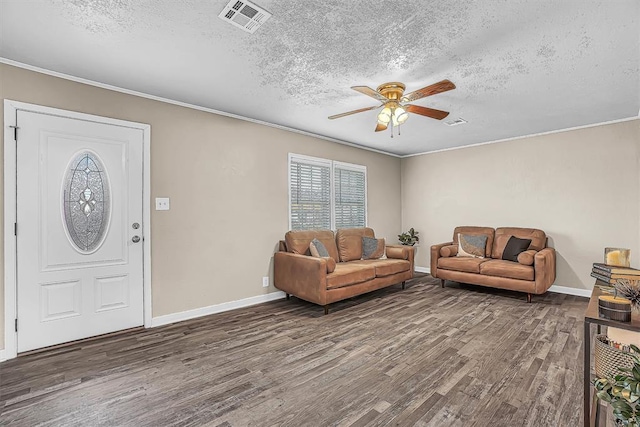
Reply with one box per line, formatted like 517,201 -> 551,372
0,0 -> 638,156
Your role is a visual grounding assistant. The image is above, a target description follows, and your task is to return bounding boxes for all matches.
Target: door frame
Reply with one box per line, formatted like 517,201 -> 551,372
3,99 -> 152,360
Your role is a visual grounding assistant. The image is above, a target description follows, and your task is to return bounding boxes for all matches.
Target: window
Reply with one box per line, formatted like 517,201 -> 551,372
62,151 -> 111,253
289,154 -> 367,230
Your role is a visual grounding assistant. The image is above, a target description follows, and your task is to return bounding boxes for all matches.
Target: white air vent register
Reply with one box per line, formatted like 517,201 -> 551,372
445,118 -> 467,127
218,0 -> 271,34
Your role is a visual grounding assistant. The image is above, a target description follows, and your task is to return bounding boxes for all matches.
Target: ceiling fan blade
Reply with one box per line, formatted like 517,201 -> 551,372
328,105 -> 380,120
351,86 -> 388,103
401,79 -> 456,103
405,104 -> 450,120
375,122 -> 388,132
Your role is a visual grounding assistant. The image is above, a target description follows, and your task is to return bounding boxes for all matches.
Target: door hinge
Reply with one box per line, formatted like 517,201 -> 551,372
9,125 -> 18,141
15,318 -> 18,332
14,223 -> 17,236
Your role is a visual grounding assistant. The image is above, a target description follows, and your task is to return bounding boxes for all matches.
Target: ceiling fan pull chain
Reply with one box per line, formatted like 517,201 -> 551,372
390,121 -> 394,138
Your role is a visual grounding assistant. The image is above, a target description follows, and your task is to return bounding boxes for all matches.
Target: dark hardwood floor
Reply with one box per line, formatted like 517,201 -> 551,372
0,275 -> 590,426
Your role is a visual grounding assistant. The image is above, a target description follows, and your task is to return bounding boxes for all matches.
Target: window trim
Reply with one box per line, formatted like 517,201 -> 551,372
288,153 -> 367,231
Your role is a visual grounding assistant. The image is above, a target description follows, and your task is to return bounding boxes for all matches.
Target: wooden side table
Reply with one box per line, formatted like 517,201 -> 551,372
584,286 -> 640,426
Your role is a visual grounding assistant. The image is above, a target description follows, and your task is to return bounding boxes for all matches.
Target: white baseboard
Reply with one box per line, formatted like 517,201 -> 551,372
415,266 -> 431,274
151,291 -> 286,328
0,349 -> 5,362
548,285 -> 592,298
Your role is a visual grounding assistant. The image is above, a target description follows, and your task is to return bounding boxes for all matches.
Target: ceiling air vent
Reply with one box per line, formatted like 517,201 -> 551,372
445,118 -> 467,126
218,0 -> 272,34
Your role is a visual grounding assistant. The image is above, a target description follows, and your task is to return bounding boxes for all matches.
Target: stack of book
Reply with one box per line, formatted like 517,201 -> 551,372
591,263 -> 640,288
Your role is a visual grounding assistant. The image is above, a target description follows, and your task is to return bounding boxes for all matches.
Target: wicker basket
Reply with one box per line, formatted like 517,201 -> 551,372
595,334 -> 637,380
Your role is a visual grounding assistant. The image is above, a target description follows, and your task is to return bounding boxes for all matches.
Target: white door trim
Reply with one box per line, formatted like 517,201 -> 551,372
3,99 -> 152,360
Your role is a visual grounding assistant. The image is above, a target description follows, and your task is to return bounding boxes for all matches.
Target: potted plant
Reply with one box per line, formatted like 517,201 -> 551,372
398,228 -> 419,246
593,344 -> 640,426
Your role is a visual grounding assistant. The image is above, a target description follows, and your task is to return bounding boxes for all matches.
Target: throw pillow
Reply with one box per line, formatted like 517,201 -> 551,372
309,238 -> 336,273
362,237 -> 385,259
502,236 -> 532,262
517,250 -> 536,266
309,238 -> 329,258
457,233 -> 487,258
440,245 -> 458,257
324,257 -> 337,273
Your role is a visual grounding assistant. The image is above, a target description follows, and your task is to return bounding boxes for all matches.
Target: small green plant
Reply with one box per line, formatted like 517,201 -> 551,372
398,228 -> 419,246
594,344 -> 640,426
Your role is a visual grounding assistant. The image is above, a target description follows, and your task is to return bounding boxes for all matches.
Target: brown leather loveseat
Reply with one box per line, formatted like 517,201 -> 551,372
430,226 -> 556,302
274,228 -> 414,314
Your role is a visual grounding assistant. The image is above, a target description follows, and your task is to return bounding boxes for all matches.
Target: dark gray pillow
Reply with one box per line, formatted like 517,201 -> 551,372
309,238 -> 329,258
502,236 -> 532,262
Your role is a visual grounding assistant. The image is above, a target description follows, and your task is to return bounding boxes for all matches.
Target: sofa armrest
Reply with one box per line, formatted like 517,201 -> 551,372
534,247 -> 556,294
430,242 -> 454,278
386,245 -> 415,276
274,252 -> 328,305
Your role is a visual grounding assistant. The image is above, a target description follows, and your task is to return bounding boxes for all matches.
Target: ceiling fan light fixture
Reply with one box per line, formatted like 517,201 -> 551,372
394,106 -> 409,124
377,106 -> 392,124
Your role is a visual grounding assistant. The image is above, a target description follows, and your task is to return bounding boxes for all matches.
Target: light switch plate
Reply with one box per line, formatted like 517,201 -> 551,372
155,197 -> 170,211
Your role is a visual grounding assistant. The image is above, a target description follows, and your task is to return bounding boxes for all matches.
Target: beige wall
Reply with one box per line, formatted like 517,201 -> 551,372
402,119 -> 640,291
0,63 -> 402,350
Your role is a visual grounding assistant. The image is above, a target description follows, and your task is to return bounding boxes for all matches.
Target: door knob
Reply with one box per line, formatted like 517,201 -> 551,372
132,236 -> 141,243
132,222 -> 140,229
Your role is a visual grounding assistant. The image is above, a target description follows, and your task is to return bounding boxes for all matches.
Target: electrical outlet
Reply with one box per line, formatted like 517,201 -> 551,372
155,197 -> 170,211
262,276 -> 269,288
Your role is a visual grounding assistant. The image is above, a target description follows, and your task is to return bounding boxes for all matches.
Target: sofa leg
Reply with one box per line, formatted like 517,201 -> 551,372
286,293 -> 290,300
527,293 -> 532,303
402,281 -> 406,290
324,305 -> 329,315
440,279 -> 445,288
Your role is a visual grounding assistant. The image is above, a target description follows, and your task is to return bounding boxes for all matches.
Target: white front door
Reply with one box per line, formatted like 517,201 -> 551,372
16,110 -> 144,353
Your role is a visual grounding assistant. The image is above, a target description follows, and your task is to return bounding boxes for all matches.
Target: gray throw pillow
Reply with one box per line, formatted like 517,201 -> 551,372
309,238 -> 329,258
457,233 -> 487,258
362,237 -> 385,259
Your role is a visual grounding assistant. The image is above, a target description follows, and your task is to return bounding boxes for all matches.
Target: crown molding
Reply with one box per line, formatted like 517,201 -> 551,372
0,58 -> 401,158
402,116 -> 640,158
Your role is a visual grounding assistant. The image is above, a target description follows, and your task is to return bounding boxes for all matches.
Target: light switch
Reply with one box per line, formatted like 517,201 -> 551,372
155,197 -> 170,211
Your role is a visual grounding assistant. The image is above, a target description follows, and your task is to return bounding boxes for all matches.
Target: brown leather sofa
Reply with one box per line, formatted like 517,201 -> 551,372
274,228 -> 414,314
430,226 -> 556,302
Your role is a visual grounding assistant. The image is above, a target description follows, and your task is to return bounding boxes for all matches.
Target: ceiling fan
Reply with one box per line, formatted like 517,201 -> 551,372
328,80 -> 456,136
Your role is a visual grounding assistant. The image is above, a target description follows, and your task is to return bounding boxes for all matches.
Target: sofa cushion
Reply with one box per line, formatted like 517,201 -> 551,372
326,263 -> 376,289
502,236 -> 532,262
438,257 -> 488,274
492,227 -> 546,259
480,259 -> 534,281
350,259 -> 410,277
336,228 -> 375,262
453,227 -> 495,258
362,237 -> 385,259
457,233 -> 487,258
285,230 -> 339,262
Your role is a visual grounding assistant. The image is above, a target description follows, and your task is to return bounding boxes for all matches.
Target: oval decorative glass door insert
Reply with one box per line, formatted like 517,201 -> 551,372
62,151 -> 111,253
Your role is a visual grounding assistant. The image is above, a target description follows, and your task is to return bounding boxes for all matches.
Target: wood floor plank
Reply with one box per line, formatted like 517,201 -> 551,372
0,275 -> 591,426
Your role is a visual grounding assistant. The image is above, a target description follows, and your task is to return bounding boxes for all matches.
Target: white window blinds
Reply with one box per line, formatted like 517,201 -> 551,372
334,165 -> 366,229
289,157 -> 332,230
289,154 -> 367,230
